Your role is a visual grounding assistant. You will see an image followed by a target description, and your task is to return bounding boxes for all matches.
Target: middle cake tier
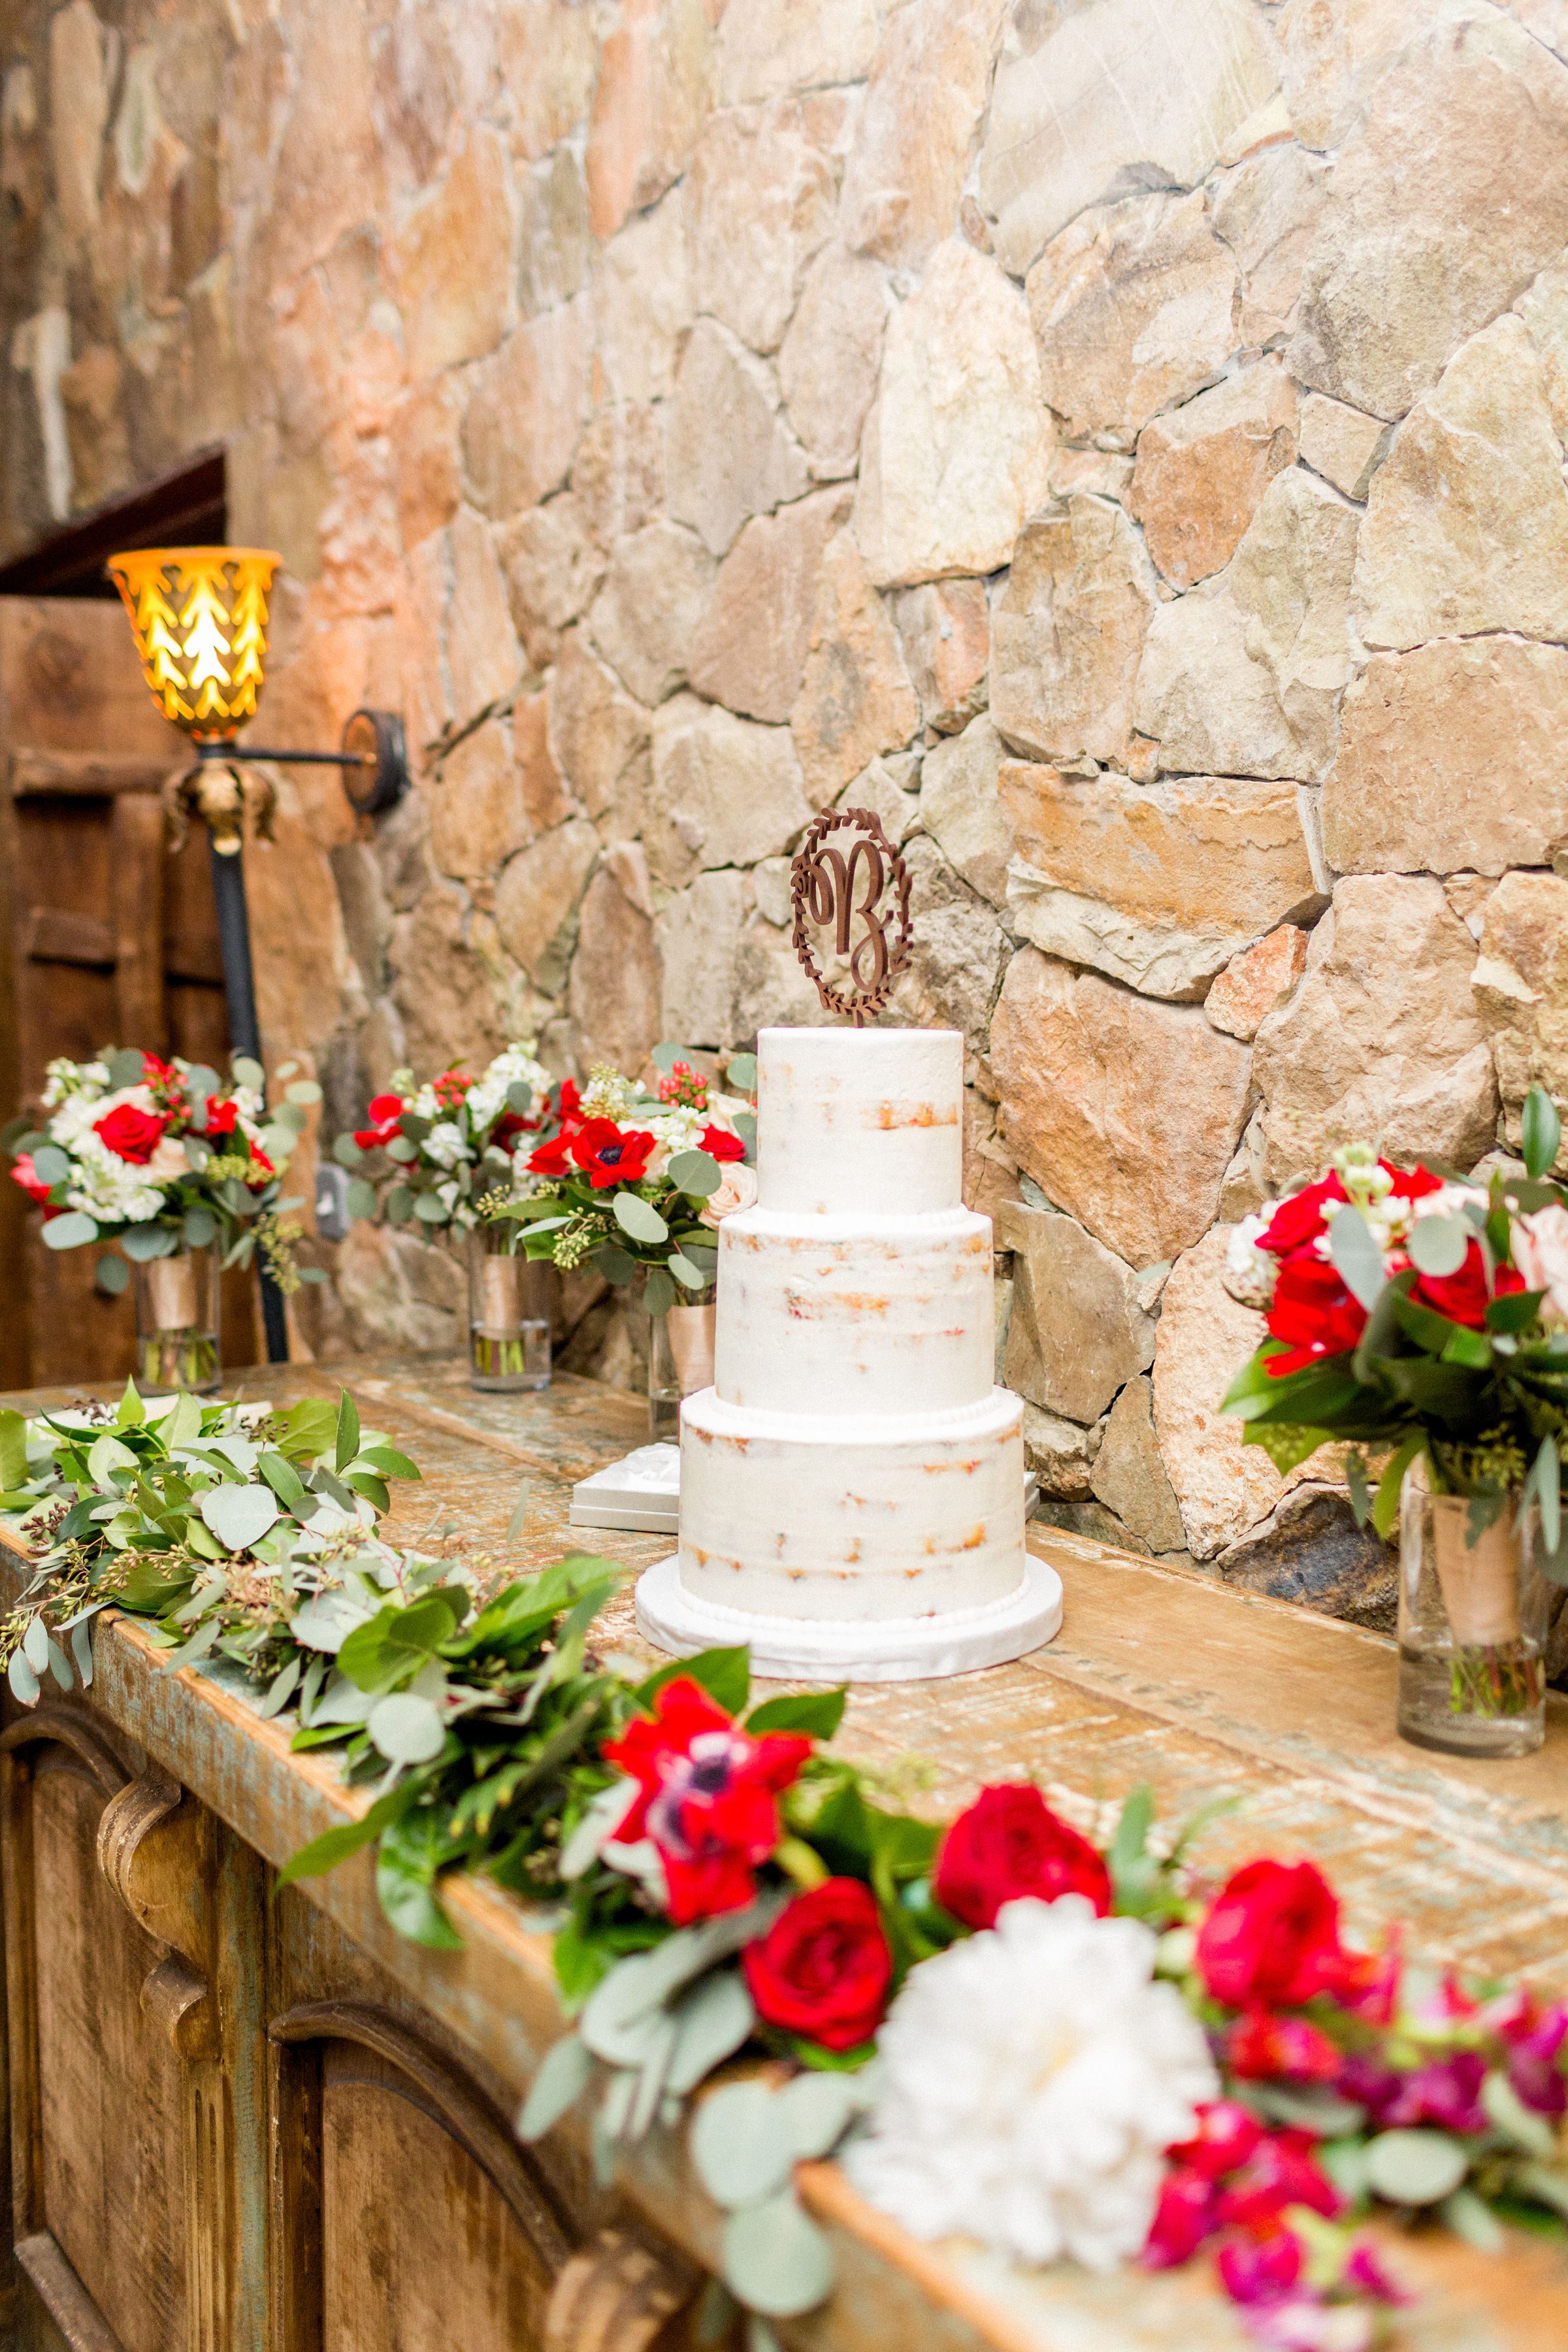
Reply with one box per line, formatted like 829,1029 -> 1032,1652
713,1205 -> 996,1417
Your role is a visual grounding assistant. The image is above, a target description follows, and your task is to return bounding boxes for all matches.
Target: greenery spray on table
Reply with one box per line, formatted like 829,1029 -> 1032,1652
1221,1081 -> 1568,1756
0,1384 -> 1565,2345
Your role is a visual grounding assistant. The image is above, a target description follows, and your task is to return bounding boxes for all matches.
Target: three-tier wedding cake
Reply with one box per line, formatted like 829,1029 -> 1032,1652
635,1025 -> 1062,1679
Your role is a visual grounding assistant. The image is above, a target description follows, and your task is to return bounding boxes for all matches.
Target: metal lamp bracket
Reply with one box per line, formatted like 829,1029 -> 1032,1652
191,707 -> 409,819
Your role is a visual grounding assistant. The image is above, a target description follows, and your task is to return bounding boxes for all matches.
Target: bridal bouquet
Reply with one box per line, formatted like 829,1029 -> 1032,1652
332,1040 -> 555,1239
495,1044 -> 758,1316
4,1047 -> 312,1294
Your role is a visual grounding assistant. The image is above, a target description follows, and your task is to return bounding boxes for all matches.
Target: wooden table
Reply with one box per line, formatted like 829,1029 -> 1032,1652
1,1354 -> 1565,2352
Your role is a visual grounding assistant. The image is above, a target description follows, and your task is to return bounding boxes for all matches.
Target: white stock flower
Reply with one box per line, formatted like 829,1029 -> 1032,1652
1222,1213 -> 1276,1309
847,1896 -> 1217,2274
466,1041 -> 549,1133
65,1134 -> 165,1225
42,1056 -> 108,1109
1512,1201 -> 1568,1326
422,1120 -> 470,1170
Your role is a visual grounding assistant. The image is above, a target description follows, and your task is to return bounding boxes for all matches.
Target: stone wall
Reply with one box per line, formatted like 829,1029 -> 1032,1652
9,0 -> 1568,1638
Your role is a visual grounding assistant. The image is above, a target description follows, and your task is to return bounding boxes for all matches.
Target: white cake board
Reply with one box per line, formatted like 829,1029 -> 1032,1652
575,1445 -> 1039,1539
634,1552 -> 1063,1683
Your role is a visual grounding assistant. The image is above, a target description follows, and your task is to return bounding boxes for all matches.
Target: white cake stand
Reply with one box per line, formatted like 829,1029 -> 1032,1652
634,1551 -> 1064,1684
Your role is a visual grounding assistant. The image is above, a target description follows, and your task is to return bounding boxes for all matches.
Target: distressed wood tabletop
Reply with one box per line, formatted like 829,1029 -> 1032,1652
4,1352 -> 1566,2351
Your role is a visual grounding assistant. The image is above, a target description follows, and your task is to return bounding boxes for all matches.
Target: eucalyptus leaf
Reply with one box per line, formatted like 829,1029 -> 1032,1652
776,2070 -> 862,2158
650,1042 -> 689,1071
199,1484 -> 282,1554
108,1047 -> 148,1088
1365,2129 -> 1470,2206
1327,1204 -> 1386,1311
614,1192 -> 669,1246
182,1135 -> 211,1172
122,1222 -> 174,1262
691,2082 -> 798,2209
87,1432 -> 137,1485
286,1079 -> 322,1106
367,1691 -> 446,1765
345,1178 -> 378,1222
722,2194 -> 835,2319
22,1614 -> 50,1674
69,1617 -> 95,1686
668,1150 -> 721,1198
386,1135 -> 418,1164
255,1658 -> 301,1721
665,1969 -> 756,2097
517,2033 -> 595,2142
29,1143 -> 69,1185
669,1252 -> 710,1290
231,1055 -> 265,1090
725,1053 -> 757,1096
333,1134 -> 364,1167
1439,2187 -> 1505,2252
413,1192 -> 448,1223
1407,1215 -> 1471,1277
385,1185 -> 413,1224
642,1266 -> 676,1318
7,1648 -> 38,1705
1481,2069 -> 1558,2157
46,1641 -> 76,1691
595,1245 -> 638,1286
41,1211 -> 97,1250
182,1207 -> 218,1248
559,1776 -> 639,1880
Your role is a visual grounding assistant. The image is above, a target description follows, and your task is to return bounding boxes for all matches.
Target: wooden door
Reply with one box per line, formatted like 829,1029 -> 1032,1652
0,597 -> 256,1386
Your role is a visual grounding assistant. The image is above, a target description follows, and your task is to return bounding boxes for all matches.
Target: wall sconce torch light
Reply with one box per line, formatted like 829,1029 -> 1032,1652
106,546 -> 408,1360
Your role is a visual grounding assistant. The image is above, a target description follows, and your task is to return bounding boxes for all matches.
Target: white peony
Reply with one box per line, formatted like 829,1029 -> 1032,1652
847,1897 -> 1217,2274
1511,1200 -> 1568,1326
1222,1213 -> 1276,1309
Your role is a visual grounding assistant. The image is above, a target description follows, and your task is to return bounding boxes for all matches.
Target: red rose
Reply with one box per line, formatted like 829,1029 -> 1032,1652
700,1123 -> 747,1164
1258,1175 -> 1347,1259
1196,1858 -> 1347,2010
527,1133 -> 576,1178
1412,1239 -> 1524,1330
602,1677 -> 811,1926
555,1078 -> 582,1125
10,1154 -> 56,1212
353,1092 -> 406,1151
1264,1256 -> 1367,1376
933,1784 -> 1111,1930
1143,2166 -> 1218,2268
93,1102 -> 168,1165
1168,2099 -> 1264,2183
742,1879 -> 892,2053
1383,1161 -> 1445,1203
1215,2129 -> 1343,2229
570,1117 -> 656,1190
489,1110 -> 537,1150
1226,2008 -> 1342,2082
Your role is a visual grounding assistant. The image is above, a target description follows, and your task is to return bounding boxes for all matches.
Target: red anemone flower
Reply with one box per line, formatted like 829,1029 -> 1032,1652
353,1092 -> 406,1151
570,1118 -> 656,1189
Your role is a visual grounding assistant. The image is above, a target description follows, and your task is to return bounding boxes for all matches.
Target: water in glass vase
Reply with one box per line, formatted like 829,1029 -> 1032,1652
1397,1466 -> 1550,1757
133,1247 -> 221,1394
467,1228 -> 551,1393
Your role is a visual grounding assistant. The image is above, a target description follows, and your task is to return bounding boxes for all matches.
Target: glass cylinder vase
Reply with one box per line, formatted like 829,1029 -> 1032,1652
1397,1462 -> 1551,1757
466,1226 -> 552,1393
646,1284 -> 717,1441
133,1246 -> 221,1395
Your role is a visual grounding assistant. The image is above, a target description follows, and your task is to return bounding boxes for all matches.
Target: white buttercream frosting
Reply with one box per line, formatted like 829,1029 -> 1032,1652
755,1025 -> 963,1217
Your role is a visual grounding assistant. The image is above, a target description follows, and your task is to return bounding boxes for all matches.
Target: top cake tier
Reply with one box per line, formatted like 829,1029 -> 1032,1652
756,1026 -> 962,1216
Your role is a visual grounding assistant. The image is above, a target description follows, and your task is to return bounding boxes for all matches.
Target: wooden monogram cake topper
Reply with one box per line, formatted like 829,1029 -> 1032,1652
790,806 -> 915,1025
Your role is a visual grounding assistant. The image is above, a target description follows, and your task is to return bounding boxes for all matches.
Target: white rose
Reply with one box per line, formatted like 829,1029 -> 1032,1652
1221,1213 -> 1276,1309
1511,1201 -> 1568,1326
698,1162 -> 758,1228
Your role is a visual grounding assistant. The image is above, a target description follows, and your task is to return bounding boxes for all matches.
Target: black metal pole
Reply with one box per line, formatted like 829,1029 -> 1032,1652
207,834 -> 289,1364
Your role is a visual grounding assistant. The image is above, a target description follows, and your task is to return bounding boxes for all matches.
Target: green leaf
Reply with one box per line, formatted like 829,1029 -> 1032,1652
200,1484 -> 281,1553
722,2194 -> 834,2319
745,1690 -> 846,1738
376,1844 -> 464,1950
1487,1287 -> 1544,1334
517,2034 -> 595,2142
1533,1433 -> 1561,1558
41,1211 -> 97,1250
334,1390 -> 360,1473
1327,1204 -> 1386,1309
1482,2069 -> 1558,2157
1243,1421 -> 1335,1476
182,1206 -> 218,1249
231,1054 -> 265,1091
692,2082 -> 799,2208
1439,2187 -> 1505,2252
258,1450 -> 306,1510
1108,1784 -> 1155,1880
614,1192 -> 669,1245
274,1783 -> 415,1891
29,1142 -> 70,1184
1346,1451 -> 1371,1529
669,1252 -> 711,1290
412,1192 -> 448,1223
1365,2129 -> 1470,2206
668,1150 -> 721,1199
344,1179 -> 378,1222
1407,1215 -> 1471,1277
279,1396 -> 338,1462
666,1969 -> 756,2097
357,1445 -> 421,1481
639,1645 -> 750,1717
286,1079 -> 322,1106
650,1042 -> 690,1071
1441,1325 -> 1492,1369
1523,1083 -> 1562,1179
7,1650 -> 39,1706
642,1266 -> 676,1317
122,1222 -> 174,1262
725,1053 -> 757,1096
108,1047 -> 148,1088
0,1409 -> 27,1492
1373,1430 -> 1428,1539
338,1592 -> 465,1694
333,1133 -> 364,1167
367,1691 -> 446,1765
734,1113 -> 756,1153
94,1252 -> 129,1296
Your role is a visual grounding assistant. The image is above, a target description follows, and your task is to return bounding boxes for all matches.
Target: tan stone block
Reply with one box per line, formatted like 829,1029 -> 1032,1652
462,297 -> 593,521
393,532 -> 452,760
1473,869 -> 1568,1132
1028,189 -> 1238,453
991,497 -> 1156,769
856,240 -> 1054,589
998,1199 -> 1156,1422
790,528 -> 920,794
389,378 -> 463,552
1021,1404 -> 1102,1502
892,579 -> 989,736
571,403 -> 663,546
390,885 -> 505,1074
1289,13 -> 1568,421
495,818 -> 601,985
1002,766 -> 1320,1000
497,0 -> 598,159
841,757 -> 919,854
648,694 -> 813,887
1133,587 -> 1315,785
838,0 -> 1005,272
497,494 -> 605,670
547,632 -> 651,834
428,718 -> 531,882
657,869 -> 747,1047
585,0 -> 713,241
386,126 -> 512,378
1205,926 -> 1309,1043
1254,875 -> 1499,1183
1128,359 -> 1298,589
1325,637 -> 1568,879
665,317 -> 810,556
686,485 -> 852,725
918,714 -> 1011,909
688,101 -> 836,355
593,187 -> 694,404
1514,263 -> 1568,444
888,836 -> 1004,1045
1353,315 -> 1568,651
1229,463 -> 1360,777
446,508 -> 525,734
777,242 -> 891,481
981,0 -> 1282,278
1275,0 -> 1429,150
733,917 -> 837,1036
567,862 -> 664,1075
1152,1224 -> 1284,1560
48,0 -> 108,243
59,343 -> 129,510
587,521 -> 715,706
1297,393 -> 1390,501
1210,141 -> 1331,348
1049,449 -> 1134,500
716,0 -> 879,103
990,948 -> 1253,1267
250,0 -> 384,284
517,145 -> 591,318
1091,1375 -> 1186,1554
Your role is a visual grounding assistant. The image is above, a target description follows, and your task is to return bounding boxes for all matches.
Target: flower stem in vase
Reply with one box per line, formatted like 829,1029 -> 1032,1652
1398,1471 -> 1549,1756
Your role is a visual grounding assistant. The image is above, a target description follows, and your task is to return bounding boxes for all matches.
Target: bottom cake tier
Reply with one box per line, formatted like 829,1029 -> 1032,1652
633,1387 -> 1063,1680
